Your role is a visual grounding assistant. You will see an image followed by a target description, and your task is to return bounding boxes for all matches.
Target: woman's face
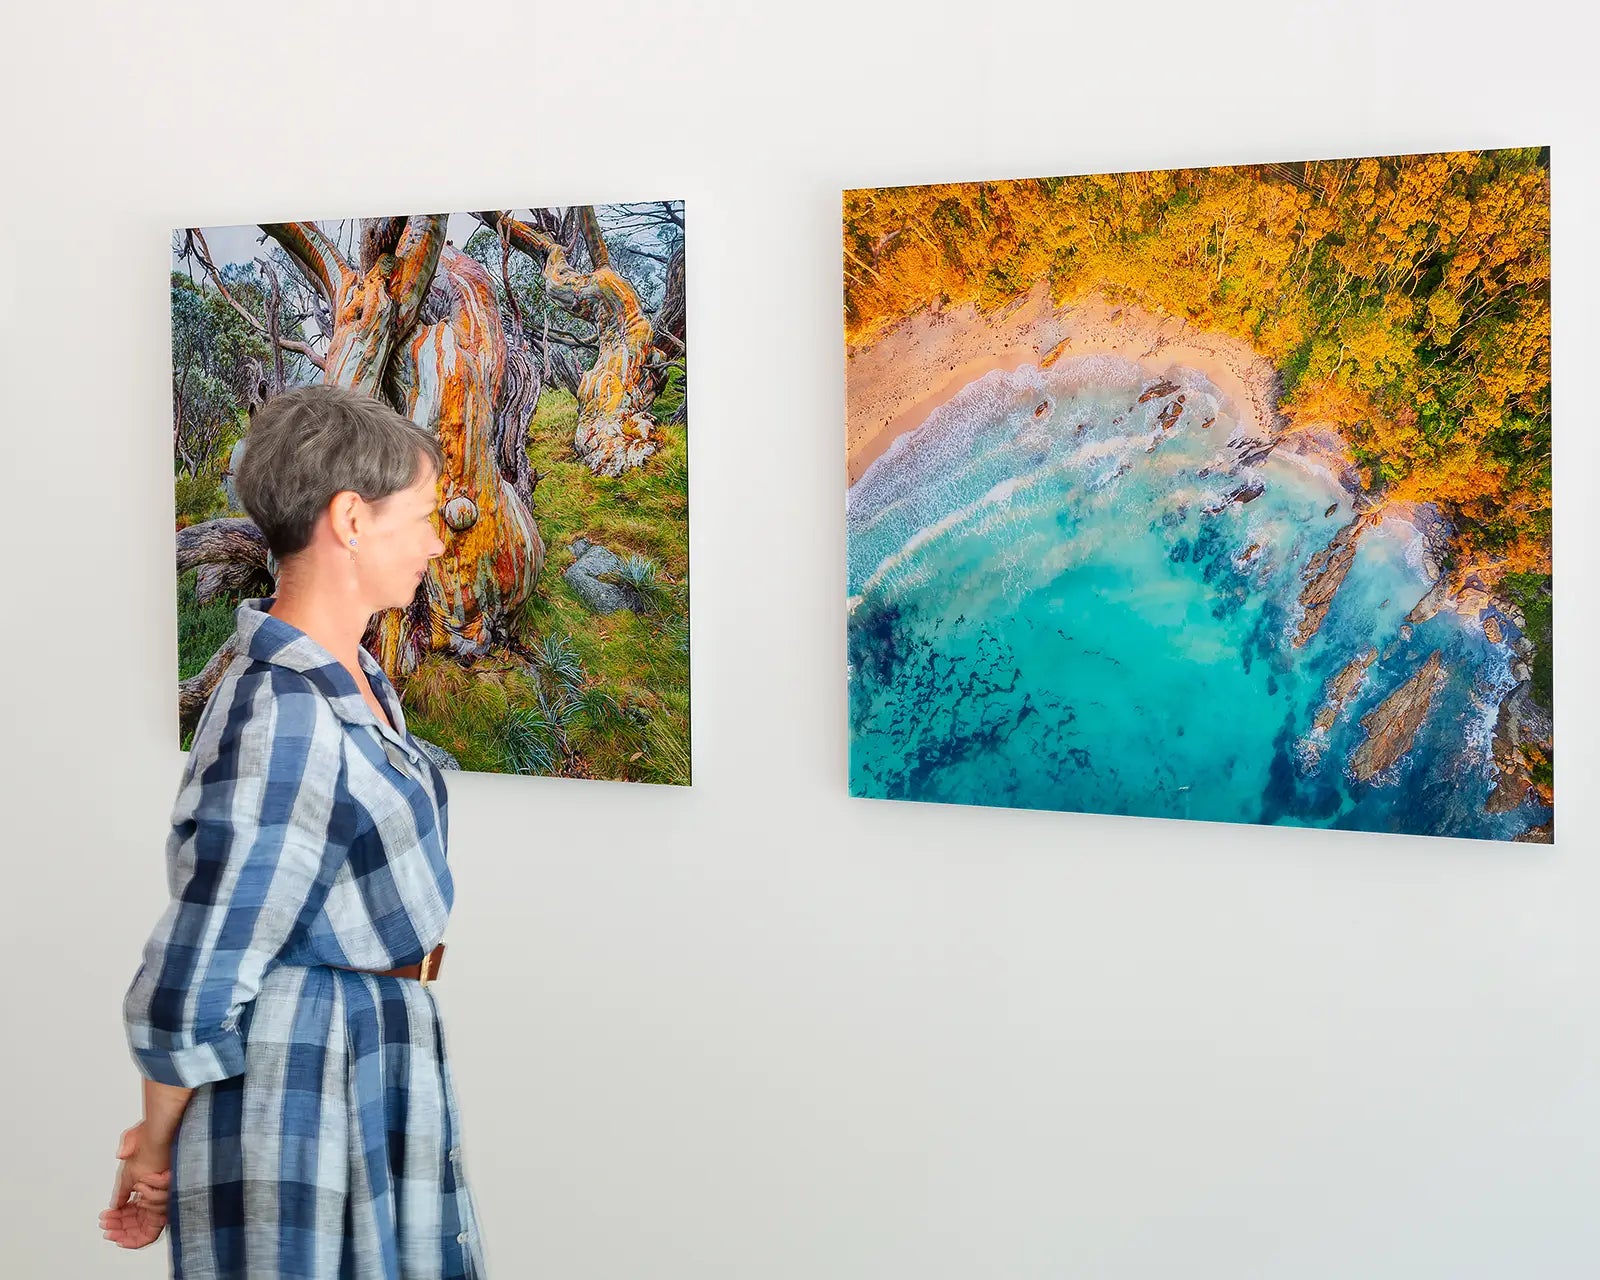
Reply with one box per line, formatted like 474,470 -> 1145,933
362,459 -> 447,610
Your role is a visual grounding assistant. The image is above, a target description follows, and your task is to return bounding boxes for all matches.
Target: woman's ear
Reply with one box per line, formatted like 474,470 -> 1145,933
327,489 -> 364,546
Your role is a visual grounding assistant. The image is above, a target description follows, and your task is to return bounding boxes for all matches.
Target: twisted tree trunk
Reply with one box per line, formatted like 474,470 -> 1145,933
477,210 -> 663,477
176,215 -> 548,732
175,520 -> 272,735
655,238 -> 687,424
262,217 -> 446,396
177,518 -> 274,607
380,247 -> 544,672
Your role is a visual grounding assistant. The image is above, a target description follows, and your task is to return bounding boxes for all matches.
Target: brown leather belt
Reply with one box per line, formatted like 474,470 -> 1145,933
346,943 -> 446,985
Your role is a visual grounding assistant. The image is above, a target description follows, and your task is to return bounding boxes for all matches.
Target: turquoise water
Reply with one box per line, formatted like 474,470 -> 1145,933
846,357 -> 1549,841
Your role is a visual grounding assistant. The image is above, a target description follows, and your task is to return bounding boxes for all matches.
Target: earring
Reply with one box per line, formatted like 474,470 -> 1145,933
349,538 -> 358,548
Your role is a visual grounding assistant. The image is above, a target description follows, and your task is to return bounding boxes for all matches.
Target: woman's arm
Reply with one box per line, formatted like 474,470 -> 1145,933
140,1078 -> 195,1150
122,666 -> 347,1087
106,669 -> 346,1248
100,1081 -> 194,1250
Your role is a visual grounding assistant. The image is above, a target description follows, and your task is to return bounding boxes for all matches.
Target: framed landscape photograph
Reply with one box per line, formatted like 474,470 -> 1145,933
172,204 -> 690,783
845,150 -> 1551,841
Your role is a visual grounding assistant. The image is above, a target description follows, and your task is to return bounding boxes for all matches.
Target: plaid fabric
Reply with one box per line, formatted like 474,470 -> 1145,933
124,598 -> 486,1278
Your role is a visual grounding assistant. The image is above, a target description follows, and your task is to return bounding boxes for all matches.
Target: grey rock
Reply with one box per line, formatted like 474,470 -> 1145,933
223,438 -> 249,514
1202,480 -> 1265,516
564,542 -> 640,614
414,737 -> 461,772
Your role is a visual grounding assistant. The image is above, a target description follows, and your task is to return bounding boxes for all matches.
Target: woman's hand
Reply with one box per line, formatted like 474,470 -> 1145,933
99,1122 -> 171,1249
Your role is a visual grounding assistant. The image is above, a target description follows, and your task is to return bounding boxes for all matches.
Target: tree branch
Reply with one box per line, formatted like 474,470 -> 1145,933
187,231 -> 327,371
359,217 -> 409,273
179,635 -> 240,739
260,221 -> 350,306
389,215 -> 448,332
578,206 -> 610,269
176,517 -> 271,574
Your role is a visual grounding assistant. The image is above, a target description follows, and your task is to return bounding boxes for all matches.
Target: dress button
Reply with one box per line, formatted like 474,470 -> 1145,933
457,1232 -> 469,1244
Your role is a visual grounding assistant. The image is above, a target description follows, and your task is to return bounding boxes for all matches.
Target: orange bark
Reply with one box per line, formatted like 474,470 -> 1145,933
381,248 -> 544,673
259,218 -> 543,678
479,210 -> 663,476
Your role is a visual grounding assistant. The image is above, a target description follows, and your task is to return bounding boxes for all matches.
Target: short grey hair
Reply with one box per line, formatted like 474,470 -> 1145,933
235,384 -> 445,557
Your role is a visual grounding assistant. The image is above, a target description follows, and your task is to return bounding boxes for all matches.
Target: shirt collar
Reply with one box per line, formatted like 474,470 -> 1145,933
234,597 -> 410,743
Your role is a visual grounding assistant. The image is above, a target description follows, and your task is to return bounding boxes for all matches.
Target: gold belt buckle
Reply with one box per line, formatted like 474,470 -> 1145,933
418,946 -> 436,987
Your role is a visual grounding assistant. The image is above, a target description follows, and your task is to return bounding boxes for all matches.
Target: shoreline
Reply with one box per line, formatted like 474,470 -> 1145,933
844,286 -> 1552,838
845,285 -> 1284,488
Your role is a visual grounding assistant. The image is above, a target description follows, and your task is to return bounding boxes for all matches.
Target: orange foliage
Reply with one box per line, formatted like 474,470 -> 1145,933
844,149 -> 1551,583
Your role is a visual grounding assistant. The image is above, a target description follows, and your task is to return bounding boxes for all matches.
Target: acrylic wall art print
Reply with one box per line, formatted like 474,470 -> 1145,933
844,150 -> 1551,841
172,205 -> 690,783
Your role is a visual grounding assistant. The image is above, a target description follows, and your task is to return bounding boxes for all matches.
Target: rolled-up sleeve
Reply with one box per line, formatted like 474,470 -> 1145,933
124,666 -> 345,1087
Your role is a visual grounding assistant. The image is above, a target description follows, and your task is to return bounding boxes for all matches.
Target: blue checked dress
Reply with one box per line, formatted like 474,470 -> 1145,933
123,598 -> 487,1279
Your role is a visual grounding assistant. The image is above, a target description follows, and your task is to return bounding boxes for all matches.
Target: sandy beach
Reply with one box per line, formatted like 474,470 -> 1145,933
845,284 -> 1286,487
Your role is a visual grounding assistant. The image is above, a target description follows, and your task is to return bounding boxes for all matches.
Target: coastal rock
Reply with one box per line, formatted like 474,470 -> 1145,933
1406,579 -> 1450,626
1324,502 -> 1339,518
1138,378 -> 1181,403
1203,480 -> 1265,515
1033,400 -> 1051,419
1350,651 -> 1446,782
1276,427 -> 1365,497
1482,614 -> 1504,645
1314,648 -> 1377,733
1486,681 -> 1554,814
564,540 -> 641,614
1199,416 -> 1215,430
1236,440 -> 1277,469
1512,820 -> 1554,844
1156,395 -> 1186,430
1382,502 -> 1454,582
1293,518 -> 1364,647
1382,622 -> 1414,662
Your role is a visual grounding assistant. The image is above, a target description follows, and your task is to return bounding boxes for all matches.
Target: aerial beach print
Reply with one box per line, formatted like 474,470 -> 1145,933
845,150 -> 1552,841
171,204 -> 690,783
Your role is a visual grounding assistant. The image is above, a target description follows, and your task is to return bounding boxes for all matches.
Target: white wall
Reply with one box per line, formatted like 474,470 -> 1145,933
2,1 -> 1595,1275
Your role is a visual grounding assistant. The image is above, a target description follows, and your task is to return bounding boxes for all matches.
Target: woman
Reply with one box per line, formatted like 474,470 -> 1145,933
102,384 -> 488,1278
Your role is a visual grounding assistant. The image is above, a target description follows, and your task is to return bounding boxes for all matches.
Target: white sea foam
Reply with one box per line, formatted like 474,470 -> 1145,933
858,468 -> 1053,597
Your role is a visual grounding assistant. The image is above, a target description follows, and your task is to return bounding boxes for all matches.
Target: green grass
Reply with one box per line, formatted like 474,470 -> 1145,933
175,470 -> 228,524
1502,572 -> 1553,712
177,568 -> 240,682
175,567 -> 244,750
397,387 -> 691,784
